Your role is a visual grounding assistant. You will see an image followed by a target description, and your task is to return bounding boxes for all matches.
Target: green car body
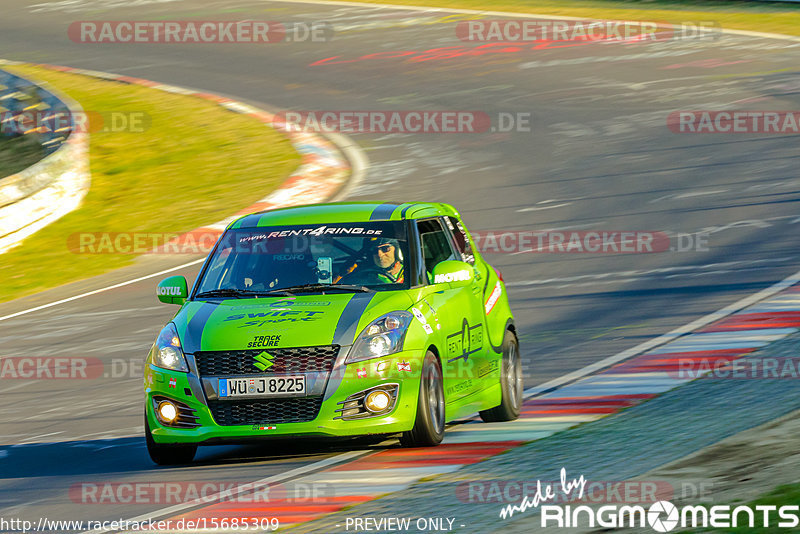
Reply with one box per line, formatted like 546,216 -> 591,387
144,202 -> 519,464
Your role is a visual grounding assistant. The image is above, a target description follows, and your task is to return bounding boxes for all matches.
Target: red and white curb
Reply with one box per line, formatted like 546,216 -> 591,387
140,282 -> 800,531
3,61 -> 362,253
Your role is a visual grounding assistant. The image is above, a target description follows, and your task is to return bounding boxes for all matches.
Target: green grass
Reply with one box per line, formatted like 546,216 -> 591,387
342,0 -> 800,37
0,134 -> 44,178
683,482 -> 800,533
0,65 -> 301,303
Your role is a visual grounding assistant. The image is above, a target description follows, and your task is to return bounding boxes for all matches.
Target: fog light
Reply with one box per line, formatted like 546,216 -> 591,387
157,400 -> 178,423
364,390 -> 391,413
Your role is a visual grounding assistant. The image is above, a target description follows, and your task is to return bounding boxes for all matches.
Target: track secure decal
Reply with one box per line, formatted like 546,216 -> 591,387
447,319 -> 484,363
248,335 -> 281,348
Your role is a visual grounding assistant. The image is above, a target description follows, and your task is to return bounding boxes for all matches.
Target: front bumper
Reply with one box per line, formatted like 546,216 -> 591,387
144,348 -> 423,445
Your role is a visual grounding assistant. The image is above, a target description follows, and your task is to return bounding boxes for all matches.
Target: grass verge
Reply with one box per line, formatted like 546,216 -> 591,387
0,65 -> 300,304
340,0 -> 800,37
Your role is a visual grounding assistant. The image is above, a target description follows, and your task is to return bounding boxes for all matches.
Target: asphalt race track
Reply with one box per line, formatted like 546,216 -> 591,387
0,0 -> 799,529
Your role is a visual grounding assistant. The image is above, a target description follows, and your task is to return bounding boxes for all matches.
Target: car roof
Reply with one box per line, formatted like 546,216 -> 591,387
228,201 -> 460,229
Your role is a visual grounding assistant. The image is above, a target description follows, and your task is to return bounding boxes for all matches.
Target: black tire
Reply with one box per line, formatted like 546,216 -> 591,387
399,352 -> 445,447
479,330 -> 522,422
145,416 -> 197,465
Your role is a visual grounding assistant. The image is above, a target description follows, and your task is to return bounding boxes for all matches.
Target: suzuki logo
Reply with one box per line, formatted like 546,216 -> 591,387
253,351 -> 274,371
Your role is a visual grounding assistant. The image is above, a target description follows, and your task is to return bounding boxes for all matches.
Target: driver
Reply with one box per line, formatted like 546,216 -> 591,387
336,237 -> 404,284
369,237 -> 404,283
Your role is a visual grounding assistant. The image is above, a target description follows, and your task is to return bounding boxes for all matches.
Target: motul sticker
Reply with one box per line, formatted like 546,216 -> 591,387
357,368 -> 367,378
397,360 -> 411,372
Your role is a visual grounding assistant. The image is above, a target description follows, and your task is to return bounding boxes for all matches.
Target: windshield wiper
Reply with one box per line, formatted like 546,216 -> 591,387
195,288 -> 292,299
277,284 -> 373,294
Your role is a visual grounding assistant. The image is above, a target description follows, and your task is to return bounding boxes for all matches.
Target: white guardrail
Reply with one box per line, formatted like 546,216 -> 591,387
0,64 -> 90,254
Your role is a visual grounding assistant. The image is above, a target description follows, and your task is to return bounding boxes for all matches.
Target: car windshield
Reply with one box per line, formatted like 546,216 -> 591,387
194,221 -> 410,297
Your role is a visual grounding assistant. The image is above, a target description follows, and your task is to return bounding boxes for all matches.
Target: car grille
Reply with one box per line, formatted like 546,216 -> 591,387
208,397 -> 324,426
194,346 -> 340,377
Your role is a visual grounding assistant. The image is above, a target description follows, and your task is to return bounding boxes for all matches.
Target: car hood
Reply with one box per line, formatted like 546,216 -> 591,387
172,291 -> 414,353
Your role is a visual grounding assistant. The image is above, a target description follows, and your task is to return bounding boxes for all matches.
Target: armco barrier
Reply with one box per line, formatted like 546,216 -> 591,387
0,63 -> 90,254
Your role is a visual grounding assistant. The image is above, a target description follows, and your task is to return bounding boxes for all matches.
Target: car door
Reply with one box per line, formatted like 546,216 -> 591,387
415,218 -> 485,401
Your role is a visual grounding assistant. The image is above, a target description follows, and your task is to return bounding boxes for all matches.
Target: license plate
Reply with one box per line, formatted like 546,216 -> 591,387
219,376 -> 306,398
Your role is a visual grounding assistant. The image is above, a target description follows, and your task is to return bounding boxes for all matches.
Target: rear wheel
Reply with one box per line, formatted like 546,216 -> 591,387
145,416 -> 197,465
479,330 -> 522,422
400,352 -> 445,447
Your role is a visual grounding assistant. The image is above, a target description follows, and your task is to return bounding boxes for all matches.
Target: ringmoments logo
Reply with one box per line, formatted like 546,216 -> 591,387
500,469 -> 800,531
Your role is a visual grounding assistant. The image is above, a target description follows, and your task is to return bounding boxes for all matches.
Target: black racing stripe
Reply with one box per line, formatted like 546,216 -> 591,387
369,203 -> 399,221
183,302 -> 218,353
332,293 -> 376,346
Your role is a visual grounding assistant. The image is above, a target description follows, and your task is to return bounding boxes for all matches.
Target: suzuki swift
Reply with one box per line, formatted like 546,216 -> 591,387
144,202 -> 520,464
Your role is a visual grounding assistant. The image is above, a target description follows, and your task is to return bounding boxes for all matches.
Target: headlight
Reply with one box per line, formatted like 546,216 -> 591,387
347,312 -> 413,363
147,323 -> 189,372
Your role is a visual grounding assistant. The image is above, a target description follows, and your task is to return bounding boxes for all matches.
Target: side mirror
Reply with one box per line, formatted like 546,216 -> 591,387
157,276 -> 188,305
431,260 -> 474,288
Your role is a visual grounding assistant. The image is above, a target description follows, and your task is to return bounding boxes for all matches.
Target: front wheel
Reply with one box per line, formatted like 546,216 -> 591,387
145,416 -> 197,465
399,352 -> 445,447
479,330 -> 522,422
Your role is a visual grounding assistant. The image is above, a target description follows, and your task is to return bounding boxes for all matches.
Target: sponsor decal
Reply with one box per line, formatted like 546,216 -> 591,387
485,281 -> 502,314
157,286 -> 182,296
357,367 -> 367,378
397,360 -> 411,372
434,269 -> 472,284
477,359 -> 500,379
446,320 -> 484,363
269,299 -> 331,308
446,379 -> 473,396
168,377 -> 177,388
253,352 -> 274,371
248,335 -> 281,348
256,226 -> 383,239
252,425 -> 277,431
412,306 -> 433,334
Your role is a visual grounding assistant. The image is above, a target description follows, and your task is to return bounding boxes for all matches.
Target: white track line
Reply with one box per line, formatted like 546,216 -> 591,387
523,266 -> 800,398
0,258 -> 205,324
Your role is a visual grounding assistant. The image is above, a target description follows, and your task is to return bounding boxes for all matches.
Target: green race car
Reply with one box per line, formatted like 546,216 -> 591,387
144,202 -> 520,464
